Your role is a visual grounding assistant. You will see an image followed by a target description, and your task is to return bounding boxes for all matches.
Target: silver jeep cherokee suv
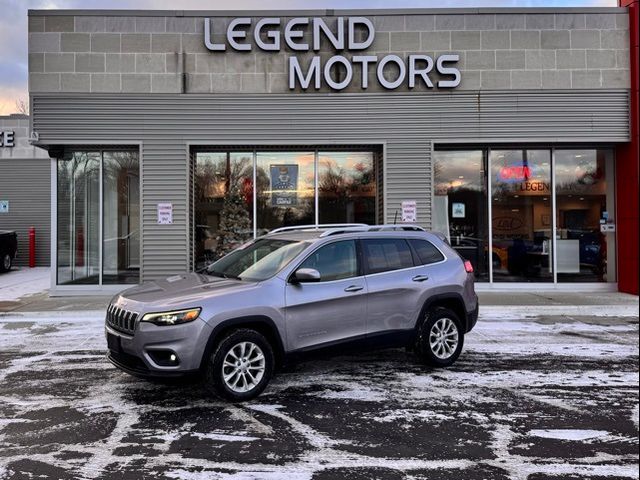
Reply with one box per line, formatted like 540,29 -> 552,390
106,224 -> 478,401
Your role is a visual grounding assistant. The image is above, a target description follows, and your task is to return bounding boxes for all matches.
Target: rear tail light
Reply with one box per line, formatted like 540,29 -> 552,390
464,260 -> 474,273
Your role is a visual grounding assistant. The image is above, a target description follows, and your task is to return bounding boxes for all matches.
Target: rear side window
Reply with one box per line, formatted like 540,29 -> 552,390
362,238 -> 414,274
299,240 -> 358,281
409,239 -> 445,265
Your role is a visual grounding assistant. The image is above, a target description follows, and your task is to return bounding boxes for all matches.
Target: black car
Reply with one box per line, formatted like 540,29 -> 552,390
0,230 -> 17,273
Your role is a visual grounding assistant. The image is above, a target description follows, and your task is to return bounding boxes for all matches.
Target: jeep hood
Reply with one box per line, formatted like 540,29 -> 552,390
117,272 -> 257,308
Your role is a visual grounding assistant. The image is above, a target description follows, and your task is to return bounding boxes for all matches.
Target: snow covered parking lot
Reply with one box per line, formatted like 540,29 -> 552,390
0,308 -> 638,479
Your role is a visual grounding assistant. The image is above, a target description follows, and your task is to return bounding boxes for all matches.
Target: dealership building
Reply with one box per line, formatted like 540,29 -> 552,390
0,114 -> 51,267
26,5 -> 638,295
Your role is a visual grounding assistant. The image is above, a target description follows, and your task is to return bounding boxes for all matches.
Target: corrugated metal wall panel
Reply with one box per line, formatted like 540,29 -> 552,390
31,90 -> 630,279
0,158 -> 51,267
140,142 -> 188,281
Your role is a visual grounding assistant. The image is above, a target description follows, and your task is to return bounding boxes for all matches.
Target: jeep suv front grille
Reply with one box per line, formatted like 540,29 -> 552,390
106,305 -> 139,335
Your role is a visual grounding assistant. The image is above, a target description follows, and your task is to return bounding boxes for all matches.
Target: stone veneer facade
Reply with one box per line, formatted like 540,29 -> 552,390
28,10 -> 630,94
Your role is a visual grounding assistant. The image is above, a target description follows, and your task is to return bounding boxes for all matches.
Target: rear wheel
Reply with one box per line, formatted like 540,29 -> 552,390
0,252 -> 11,273
204,329 -> 274,401
414,306 -> 464,367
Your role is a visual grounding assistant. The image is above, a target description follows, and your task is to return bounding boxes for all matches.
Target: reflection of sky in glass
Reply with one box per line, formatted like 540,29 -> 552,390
434,150 -> 484,192
491,150 -> 550,186
555,150 -> 598,188
319,152 -> 374,172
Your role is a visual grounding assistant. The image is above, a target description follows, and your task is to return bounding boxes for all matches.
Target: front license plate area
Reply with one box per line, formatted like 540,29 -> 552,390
107,332 -> 122,353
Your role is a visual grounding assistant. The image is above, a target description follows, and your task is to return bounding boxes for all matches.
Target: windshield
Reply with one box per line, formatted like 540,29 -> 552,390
206,238 -> 309,281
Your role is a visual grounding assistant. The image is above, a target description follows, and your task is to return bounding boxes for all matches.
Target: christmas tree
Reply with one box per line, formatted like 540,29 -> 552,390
214,183 -> 252,259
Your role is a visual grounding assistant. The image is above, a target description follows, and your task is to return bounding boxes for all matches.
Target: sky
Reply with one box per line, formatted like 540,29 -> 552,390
0,0 -> 615,115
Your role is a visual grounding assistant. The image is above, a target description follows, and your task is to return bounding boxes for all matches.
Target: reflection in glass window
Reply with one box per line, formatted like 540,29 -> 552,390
256,152 -> 315,233
433,150 -> 488,281
491,149 -> 553,283
362,238 -> 414,274
318,152 -> 376,225
555,149 -> 615,282
409,239 -> 445,265
194,152 -> 254,269
57,152 -> 100,285
207,238 -> 308,281
103,151 -> 140,284
57,149 -> 139,286
299,240 -> 358,281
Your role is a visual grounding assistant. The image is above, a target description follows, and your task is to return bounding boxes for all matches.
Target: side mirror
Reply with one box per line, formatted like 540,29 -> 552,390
292,268 -> 321,283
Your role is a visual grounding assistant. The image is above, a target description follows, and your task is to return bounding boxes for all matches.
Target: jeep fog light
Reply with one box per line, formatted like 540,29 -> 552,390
142,308 -> 201,326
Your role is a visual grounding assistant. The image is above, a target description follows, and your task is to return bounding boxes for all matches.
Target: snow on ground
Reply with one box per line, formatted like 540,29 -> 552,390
0,309 -> 638,479
529,429 -> 609,441
0,267 -> 49,301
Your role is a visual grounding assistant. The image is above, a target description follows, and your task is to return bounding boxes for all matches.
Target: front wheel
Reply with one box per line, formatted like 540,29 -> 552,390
414,307 -> 464,367
0,253 -> 11,273
204,329 -> 274,401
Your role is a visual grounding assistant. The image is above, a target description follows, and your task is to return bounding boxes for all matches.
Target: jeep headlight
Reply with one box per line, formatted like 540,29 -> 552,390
141,308 -> 201,326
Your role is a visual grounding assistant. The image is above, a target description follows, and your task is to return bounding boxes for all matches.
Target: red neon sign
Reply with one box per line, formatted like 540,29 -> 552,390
498,165 -> 531,182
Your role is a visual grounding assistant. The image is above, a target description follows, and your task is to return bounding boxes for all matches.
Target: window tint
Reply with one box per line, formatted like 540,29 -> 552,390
409,239 -> 445,265
363,239 -> 414,274
299,240 -> 358,281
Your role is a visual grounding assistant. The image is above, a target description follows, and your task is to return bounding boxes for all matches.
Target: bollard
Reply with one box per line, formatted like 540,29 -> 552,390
29,226 -> 36,268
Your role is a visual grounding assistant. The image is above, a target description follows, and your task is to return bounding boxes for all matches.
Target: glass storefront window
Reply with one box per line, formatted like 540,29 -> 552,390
318,152 -> 376,225
193,148 -> 379,268
436,146 -> 616,284
102,151 -> 140,284
57,152 -> 100,285
433,150 -> 488,281
491,149 -> 553,282
194,152 -> 253,270
555,149 -> 615,282
256,151 -> 315,233
57,149 -> 139,285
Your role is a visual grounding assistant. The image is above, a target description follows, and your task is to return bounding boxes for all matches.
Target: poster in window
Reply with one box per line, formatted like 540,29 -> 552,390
452,202 -> 465,218
270,164 -> 298,207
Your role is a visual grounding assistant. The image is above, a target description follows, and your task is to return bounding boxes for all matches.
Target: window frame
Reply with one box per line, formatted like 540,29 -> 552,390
55,147 -> 141,288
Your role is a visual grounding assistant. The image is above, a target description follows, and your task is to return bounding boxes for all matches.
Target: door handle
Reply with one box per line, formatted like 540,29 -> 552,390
412,275 -> 429,282
344,285 -> 364,292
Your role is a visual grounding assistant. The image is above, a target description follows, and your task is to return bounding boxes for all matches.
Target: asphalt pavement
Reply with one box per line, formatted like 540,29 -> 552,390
0,307 -> 638,480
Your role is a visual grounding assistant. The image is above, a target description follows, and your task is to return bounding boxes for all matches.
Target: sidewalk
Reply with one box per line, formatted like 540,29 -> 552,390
0,267 -> 637,316
0,267 -> 49,302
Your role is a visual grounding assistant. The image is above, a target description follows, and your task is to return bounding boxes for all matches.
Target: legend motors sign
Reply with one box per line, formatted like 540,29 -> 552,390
203,17 -> 461,91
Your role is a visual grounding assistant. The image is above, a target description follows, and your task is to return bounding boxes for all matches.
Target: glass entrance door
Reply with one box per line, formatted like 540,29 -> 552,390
490,149 -> 553,282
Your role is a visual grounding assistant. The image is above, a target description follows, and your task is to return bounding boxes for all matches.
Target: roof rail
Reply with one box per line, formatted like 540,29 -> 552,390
319,224 -> 426,237
269,223 -> 368,234
368,224 -> 426,232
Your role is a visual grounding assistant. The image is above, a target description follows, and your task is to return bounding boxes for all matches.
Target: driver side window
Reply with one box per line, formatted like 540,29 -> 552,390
299,240 -> 358,282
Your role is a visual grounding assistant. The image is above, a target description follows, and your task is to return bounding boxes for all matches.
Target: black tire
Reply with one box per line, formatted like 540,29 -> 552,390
414,306 -> 464,367
204,328 -> 274,402
0,252 -> 11,273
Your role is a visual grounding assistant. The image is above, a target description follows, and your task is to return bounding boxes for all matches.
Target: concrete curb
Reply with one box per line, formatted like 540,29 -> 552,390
480,305 -> 639,318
